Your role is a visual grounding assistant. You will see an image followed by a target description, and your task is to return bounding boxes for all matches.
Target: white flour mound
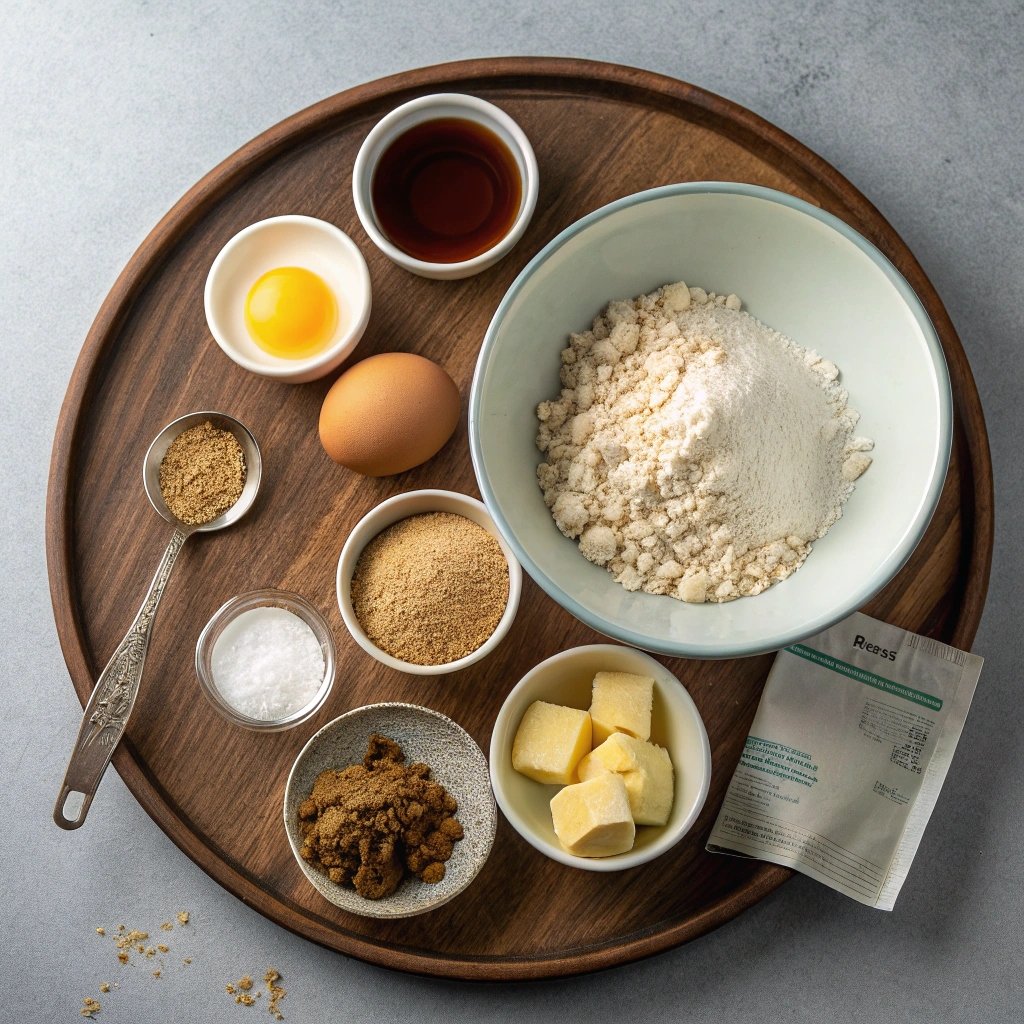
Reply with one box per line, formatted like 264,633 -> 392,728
535,282 -> 873,603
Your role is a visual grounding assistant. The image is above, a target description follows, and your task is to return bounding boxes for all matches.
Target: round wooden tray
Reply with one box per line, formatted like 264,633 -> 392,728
47,58 -> 993,980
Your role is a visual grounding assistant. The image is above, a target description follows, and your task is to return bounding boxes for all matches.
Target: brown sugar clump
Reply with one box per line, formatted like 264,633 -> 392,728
298,735 -> 463,899
159,421 -> 245,525
350,512 -> 508,665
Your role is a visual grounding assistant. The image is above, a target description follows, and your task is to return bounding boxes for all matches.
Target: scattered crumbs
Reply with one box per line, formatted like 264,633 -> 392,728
96,928 -> 105,936
81,997 -> 101,1018
235,994 -> 255,1006
157,944 -> 169,953
144,948 -> 156,958
238,976 -> 253,991
117,953 -> 129,965
176,911 -> 190,925
115,929 -> 148,950
265,968 -> 286,1019
226,985 -> 236,995
152,970 -> 161,979
160,922 -> 174,932
99,983 -> 110,994
136,945 -> 145,954
116,926 -> 125,933
183,959 -> 192,965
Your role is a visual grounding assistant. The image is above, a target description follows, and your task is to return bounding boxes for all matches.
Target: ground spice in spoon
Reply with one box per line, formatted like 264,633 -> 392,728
350,512 -> 508,665
158,421 -> 245,525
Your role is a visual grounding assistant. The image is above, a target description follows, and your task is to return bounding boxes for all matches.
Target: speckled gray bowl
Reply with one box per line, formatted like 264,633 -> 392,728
283,703 -> 497,918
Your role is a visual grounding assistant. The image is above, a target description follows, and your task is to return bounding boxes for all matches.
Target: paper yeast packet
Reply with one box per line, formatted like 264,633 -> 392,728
706,612 -> 982,910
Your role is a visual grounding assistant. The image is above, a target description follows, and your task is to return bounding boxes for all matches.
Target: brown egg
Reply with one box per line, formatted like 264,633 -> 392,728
319,352 -> 461,476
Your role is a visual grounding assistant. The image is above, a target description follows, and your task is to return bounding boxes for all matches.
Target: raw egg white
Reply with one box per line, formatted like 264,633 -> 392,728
244,266 -> 341,359
319,352 -> 460,476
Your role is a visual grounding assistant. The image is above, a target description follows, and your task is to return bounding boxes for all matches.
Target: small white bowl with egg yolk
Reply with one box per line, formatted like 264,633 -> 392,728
205,215 -> 371,383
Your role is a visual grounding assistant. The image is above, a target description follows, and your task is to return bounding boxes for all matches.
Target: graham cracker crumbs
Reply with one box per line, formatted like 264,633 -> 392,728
136,945 -> 145,954
117,953 -> 129,965
160,922 -> 173,931
226,985 -> 236,995
115,929 -> 147,950
144,948 -> 156,958
266,969 -> 286,1019
99,983 -> 110,994
238,976 -> 253,991
176,911 -> 190,925
157,944 -> 169,953
183,958 -> 192,965
81,996 -> 101,1017
236,994 -> 256,1006
96,928 -> 105,936
152,970 -> 161,979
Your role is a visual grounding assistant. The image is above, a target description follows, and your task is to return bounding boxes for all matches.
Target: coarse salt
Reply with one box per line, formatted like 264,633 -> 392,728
211,607 -> 324,720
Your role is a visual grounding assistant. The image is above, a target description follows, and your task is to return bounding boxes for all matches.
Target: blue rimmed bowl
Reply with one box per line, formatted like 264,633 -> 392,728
469,183 -> 952,659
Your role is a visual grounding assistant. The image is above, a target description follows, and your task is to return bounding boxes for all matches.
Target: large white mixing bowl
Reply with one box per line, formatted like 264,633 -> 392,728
469,183 -> 952,659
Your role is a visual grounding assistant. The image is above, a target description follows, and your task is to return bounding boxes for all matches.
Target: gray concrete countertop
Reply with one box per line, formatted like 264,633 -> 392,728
2,1 -> 1021,1021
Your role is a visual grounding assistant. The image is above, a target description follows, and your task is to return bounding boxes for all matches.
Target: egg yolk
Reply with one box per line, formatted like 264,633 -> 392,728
244,266 -> 338,359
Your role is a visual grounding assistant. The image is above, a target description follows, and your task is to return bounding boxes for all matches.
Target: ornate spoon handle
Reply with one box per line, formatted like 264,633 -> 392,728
53,528 -> 191,829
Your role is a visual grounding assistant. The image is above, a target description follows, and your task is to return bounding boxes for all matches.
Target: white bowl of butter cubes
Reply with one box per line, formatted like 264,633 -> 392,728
490,644 -> 711,871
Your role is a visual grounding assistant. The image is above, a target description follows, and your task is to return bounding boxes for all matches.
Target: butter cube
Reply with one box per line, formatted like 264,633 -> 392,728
575,749 -> 611,783
550,773 -> 635,857
512,701 -> 592,785
590,733 -> 675,826
589,671 -> 654,744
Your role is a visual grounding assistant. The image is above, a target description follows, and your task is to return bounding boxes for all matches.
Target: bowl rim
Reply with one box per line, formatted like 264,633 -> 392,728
335,488 -> 523,675
489,644 -> 712,871
203,214 -> 372,380
283,701 -> 498,918
468,181 -> 954,659
351,92 -> 540,278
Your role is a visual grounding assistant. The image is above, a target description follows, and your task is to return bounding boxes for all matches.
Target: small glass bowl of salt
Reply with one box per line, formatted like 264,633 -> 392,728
195,589 -> 336,731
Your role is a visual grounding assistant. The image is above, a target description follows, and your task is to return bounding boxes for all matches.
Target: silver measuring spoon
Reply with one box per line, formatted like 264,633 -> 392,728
53,411 -> 262,829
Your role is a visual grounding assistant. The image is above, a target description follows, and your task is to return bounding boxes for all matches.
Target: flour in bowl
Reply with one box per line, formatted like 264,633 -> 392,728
535,282 -> 873,603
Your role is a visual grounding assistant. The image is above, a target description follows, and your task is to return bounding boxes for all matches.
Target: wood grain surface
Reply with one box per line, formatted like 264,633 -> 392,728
46,58 -> 993,980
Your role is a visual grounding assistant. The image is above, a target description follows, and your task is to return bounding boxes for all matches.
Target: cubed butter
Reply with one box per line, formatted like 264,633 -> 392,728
550,773 -> 635,857
575,749 -> 611,783
589,671 -> 654,744
512,701 -> 592,785
589,733 -> 675,826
